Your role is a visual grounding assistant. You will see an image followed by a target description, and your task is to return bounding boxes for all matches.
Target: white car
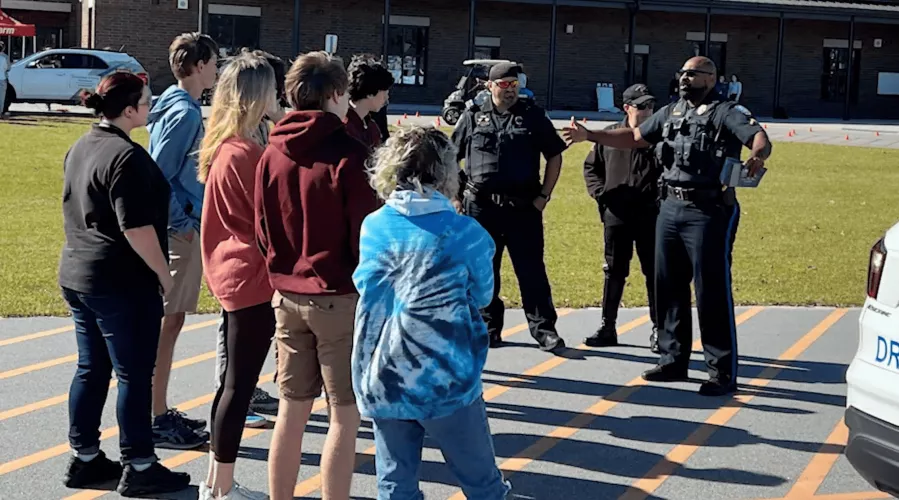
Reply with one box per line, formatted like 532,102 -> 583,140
4,48 -> 148,112
845,221 -> 899,497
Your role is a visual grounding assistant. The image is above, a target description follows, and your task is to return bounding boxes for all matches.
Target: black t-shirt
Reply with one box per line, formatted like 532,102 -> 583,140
58,123 -> 171,295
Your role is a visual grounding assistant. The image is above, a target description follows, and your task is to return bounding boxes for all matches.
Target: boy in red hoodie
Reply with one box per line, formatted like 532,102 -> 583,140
254,50 -> 379,500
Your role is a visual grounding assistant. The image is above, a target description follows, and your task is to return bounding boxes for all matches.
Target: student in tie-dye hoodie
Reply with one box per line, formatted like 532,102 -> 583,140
352,126 -> 512,500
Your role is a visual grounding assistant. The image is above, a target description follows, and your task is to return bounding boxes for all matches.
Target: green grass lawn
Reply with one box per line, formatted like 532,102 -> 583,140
1,116 -> 896,317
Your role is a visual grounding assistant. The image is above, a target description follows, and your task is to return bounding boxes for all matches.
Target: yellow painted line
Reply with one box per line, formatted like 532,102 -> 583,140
445,306 -> 765,500
783,418 -> 849,498
0,326 -> 73,347
618,308 -> 848,500
0,350 -> 218,422
0,319 -> 218,381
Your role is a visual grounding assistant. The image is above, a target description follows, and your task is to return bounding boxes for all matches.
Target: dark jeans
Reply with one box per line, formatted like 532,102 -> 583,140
600,204 -> 657,326
210,302 -> 275,463
654,197 -> 741,381
464,196 -> 558,344
63,286 -> 163,465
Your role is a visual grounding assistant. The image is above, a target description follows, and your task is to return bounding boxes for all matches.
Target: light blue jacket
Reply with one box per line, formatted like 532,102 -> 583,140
351,188 -> 496,421
147,86 -> 204,233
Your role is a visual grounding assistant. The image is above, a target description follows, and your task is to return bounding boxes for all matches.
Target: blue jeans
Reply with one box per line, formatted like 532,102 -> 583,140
63,287 -> 163,465
372,397 -> 511,500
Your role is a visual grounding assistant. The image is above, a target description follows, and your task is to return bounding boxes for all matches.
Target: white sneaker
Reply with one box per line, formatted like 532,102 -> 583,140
212,481 -> 269,500
199,482 -> 212,500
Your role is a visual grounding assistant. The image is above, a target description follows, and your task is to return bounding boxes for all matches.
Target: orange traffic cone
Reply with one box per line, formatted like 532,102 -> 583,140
809,127 -> 813,132
403,113 -> 408,119
570,116 -> 575,127
876,131 -> 881,137
436,116 -> 441,127
845,134 -> 850,141
397,119 -> 402,127
415,111 -> 420,117
582,117 -> 588,124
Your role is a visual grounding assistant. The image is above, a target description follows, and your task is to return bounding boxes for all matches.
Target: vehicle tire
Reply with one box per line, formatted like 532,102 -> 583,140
442,106 -> 462,126
3,86 -> 14,115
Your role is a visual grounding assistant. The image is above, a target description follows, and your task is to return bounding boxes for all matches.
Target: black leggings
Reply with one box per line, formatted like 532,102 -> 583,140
209,302 -> 275,463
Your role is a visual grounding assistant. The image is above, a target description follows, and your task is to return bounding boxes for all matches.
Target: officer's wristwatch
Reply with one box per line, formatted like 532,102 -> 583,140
537,193 -> 551,202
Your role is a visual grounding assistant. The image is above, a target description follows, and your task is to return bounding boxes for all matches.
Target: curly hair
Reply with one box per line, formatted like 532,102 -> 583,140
367,126 -> 459,201
347,53 -> 395,102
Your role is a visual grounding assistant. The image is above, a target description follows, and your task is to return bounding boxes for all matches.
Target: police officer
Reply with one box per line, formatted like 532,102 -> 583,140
582,84 -> 660,352
563,56 -> 772,396
451,61 -> 567,354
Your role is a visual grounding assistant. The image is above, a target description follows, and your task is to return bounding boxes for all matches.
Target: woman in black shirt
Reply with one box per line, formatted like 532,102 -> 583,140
58,72 -> 189,496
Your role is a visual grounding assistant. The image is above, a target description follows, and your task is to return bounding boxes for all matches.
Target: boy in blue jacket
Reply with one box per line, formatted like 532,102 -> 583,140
147,32 -> 219,450
352,126 -> 511,499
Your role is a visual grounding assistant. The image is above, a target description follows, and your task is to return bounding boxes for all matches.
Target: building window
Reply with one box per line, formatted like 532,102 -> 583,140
691,41 -> 727,76
473,36 -> 501,60
387,24 -> 428,86
624,44 -> 650,86
821,47 -> 861,103
208,13 -> 261,57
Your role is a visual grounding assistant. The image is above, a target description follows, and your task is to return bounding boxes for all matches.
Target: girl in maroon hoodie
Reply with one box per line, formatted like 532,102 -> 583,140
197,51 -> 280,500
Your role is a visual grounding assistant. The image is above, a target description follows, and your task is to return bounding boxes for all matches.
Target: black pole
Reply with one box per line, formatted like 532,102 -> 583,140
382,0 -> 391,59
704,7 -> 711,56
292,0 -> 301,56
772,12 -> 784,117
626,4 -> 636,85
468,0 -> 476,59
844,15 -> 855,121
547,0 -> 558,110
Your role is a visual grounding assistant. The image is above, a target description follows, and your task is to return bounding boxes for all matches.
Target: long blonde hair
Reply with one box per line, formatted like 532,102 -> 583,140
198,50 -> 276,183
367,126 -> 459,201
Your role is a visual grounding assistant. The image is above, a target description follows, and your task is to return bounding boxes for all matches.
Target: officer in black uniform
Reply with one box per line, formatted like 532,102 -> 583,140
451,62 -> 567,354
563,56 -> 772,396
582,84 -> 661,352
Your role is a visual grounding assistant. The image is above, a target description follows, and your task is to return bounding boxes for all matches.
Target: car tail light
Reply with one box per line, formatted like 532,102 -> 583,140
136,72 -> 149,85
867,237 -> 887,299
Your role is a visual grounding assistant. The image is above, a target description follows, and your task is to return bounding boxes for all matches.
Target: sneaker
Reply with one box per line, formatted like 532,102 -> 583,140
116,462 -> 190,497
489,332 -> 503,349
205,481 -> 269,500
649,326 -> 660,353
585,321 -> 618,347
698,377 -> 738,397
63,450 -> 122,488
539,332 -> 566,353
245,410 -> 267,428
169,407 -> 207,430
249,387 -> 279,414
641,364 -> 689,383
153,411 -> 209,450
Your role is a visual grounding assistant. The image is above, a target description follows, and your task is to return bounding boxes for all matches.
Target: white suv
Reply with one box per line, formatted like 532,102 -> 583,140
845,220 -> 899,498
4,48 -> 148,112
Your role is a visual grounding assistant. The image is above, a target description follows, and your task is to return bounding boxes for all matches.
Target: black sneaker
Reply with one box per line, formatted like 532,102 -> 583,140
489,333 -> 503,349
699,377 -> 738,397
249,387 -> 279,414
585,322 -> 618,347
649,326 -> 660,354
168,407 -> 207,431
539,332 -> 566,353
641,364 -> 689,382
116,462 -> 190,497
153,411 -> 209,450
63,450 -> 122,488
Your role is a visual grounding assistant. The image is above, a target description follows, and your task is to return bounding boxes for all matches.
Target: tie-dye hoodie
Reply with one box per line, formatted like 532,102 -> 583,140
351,188 -> 496,420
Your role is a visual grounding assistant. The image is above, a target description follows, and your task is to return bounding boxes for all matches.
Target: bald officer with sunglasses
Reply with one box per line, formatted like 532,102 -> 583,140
563,57 -> 771,397
451,61 -> 567,354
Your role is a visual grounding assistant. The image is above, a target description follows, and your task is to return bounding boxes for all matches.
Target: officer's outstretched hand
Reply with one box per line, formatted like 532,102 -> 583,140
744,156 -> 765,178
562,122 -> 589,145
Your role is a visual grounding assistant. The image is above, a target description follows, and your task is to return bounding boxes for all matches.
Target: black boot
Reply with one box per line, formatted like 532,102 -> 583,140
699,376 -> 738,397
649,326 -> 659,353
539,332 -> 566,353
585,320 -> 618,347
642,364 -> 689,382
489,332 -> 503,348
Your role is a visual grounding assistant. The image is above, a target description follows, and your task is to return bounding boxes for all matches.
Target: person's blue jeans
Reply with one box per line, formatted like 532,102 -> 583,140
63,286 -> 163,465
372,397 -> 511,500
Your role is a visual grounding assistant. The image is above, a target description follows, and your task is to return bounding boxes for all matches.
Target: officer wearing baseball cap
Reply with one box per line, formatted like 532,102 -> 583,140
451,61 -> 568,354
583,84 -> 661,351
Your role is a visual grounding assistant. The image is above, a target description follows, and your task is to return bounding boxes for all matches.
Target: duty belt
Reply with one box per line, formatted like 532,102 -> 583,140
464,182 -> 533,208
663,185 -> 723,202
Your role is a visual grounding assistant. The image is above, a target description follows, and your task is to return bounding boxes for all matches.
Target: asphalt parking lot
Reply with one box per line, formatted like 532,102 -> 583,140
0,306 -> 892,499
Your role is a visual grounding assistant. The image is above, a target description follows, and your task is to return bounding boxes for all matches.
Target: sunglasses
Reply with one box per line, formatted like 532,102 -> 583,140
493,80 -> 520,90
677,69 -> 714,78
629,101 -> 655,110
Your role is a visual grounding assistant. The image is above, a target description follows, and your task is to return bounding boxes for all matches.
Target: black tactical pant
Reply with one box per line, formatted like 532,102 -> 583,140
654,194 -> 741,382
464,196 -> 558,345
600,204 -> 658,326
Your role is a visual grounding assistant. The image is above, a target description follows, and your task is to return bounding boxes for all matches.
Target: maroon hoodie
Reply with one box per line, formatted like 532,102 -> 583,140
254,110 -> 379,296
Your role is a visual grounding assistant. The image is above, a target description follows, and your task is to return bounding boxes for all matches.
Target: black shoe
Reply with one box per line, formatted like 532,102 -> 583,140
699,378 -> 738,397
63,450 -> 123,488
641,364 -> 689,382
585,322 -> 617,347
539,332 -> 566,353
489,333 -> 503,348
168,408 -> 206,430
116,462 -> 190,497
153,411 -> 209,450
649,327 -> 660,354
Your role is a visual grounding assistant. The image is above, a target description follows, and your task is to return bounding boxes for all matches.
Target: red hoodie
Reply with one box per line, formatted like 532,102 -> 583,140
344,107 -> 382,150
254,110 -> 380,296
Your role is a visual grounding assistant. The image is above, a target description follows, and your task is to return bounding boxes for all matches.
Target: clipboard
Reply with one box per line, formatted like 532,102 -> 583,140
720,157 -> 766,188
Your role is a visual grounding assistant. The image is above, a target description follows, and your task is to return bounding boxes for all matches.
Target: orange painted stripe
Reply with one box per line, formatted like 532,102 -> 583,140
0,319 -> 218,381
617,308 -> 848,500
294,309 -> 596,497
0,325 -> 73,347
445,307 -> 766,500
0,350 -> 218,422
783,418 -> 849,498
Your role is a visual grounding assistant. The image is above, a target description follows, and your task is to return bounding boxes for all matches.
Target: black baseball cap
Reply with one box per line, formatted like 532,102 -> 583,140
623,83 -> 656,106
488,62 -> 522,81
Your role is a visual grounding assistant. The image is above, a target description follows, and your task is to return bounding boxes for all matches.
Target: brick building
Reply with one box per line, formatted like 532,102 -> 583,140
18,0 -> 899,119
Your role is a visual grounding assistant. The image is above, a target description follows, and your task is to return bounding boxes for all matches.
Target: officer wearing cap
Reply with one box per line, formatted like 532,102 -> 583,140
582,84 -> 661,352
563,56 -> 772,396
451,61 -> 567,354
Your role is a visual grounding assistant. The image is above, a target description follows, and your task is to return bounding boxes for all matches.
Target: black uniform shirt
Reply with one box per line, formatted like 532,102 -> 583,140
583,120 -> 659,210
638,93 -> 764,188
452,97 -> 566,197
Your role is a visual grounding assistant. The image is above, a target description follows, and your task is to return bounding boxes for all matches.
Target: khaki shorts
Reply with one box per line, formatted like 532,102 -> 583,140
163,229 -> 203,315
272,290 -> 357,406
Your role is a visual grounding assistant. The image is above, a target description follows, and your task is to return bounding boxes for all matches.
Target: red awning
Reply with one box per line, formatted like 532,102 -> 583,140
0,9 -> 36,37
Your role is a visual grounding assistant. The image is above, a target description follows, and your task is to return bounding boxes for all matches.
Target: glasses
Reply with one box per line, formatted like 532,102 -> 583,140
493,80 -> 520,90
677,69 -> 714,78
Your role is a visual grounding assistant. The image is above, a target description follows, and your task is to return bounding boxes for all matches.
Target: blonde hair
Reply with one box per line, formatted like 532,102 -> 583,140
198,50 -> 276,183
367,126 -> 460,201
